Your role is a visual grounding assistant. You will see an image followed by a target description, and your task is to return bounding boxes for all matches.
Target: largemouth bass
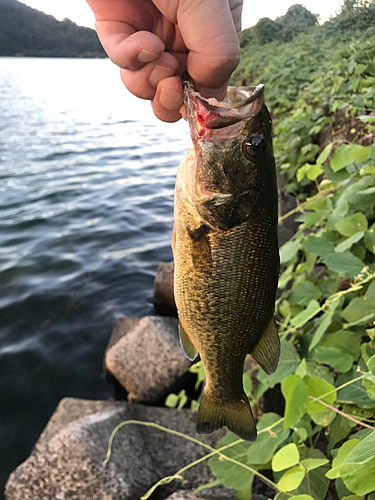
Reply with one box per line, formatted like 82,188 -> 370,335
172,74 -> 280,441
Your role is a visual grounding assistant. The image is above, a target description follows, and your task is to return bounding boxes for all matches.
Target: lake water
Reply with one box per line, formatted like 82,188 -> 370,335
0,57 -> 190,495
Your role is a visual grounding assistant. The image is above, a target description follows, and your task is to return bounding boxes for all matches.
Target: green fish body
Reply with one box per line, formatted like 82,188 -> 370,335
172,76 -> 280,441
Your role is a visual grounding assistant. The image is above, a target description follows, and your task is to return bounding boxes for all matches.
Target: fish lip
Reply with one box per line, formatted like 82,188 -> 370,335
182,72 -> 264,133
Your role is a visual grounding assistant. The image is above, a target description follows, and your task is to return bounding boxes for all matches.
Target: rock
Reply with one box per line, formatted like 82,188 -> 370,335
154,262 -> 177,315
165,488 -> 237,500
104,316 -> 191,404
5,398 -> 223,500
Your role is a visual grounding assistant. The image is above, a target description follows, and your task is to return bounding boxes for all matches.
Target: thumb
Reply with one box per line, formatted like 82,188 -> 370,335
177,0 -> 241,97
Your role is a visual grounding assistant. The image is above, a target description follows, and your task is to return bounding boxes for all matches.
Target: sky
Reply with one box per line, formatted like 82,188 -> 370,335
21,0 -> 345,30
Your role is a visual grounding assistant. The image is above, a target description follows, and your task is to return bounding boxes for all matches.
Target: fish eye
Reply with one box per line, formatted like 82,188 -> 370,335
242,133 -> 265,160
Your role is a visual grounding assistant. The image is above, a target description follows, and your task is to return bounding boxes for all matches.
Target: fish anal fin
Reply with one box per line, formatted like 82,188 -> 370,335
197,389 -> 256,442
179,321 -> 198,361
251,316 -> 280,375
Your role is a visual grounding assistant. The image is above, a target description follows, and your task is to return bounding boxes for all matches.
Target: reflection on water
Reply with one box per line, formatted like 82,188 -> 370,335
0,57 -> 190,494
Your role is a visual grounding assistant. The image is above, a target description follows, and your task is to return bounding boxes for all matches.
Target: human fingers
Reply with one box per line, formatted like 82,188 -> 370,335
120,52 -> 179,100
151,76 -> 184,122
95,23 -> 166,71
176,0 -> 241,97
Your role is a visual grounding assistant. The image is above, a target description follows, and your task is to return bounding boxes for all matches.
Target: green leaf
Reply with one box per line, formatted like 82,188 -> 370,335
335,231 -> 364,253
314,346 -> 354,373
365,280 -> 375,300
304,375 -> 336,414
335,214 -> 368,237
280,240 -> 300,264
352,94 -> 365,109
317,143 -> 333,165
331,145 -> 354,172
303,209 -> 326,228
349,145 -> 371,162
328,415 -> 356,454
365,231 -> 375,254
328,196 -> 350,227
272,443 -> 300,472
281,375 -> 309,428
278,465 -> 305,492
304,197 -> 332,212
367,355 -> 375,375
300,458 -> 329,471
288,496 -> 315,500
209,433 -> 253,489
309,298 -> 341,352
346,187 -> 375,212
341,431 -> 375,495
320,330 -> 361,359
341,297 -> 375,325
326,439 -> 361,479
314,330 -> 360,373
304,235 -> 335,258
336,368 -> 375,409
324,252 -> 365,278
291,300 -> 321,328
288,282 -> 321,307
165,393 -> 178,408
291,449 -> 330,499
354,63 -> 367,75
189,361 -> 205,391
341,496 -> 364,500
247,412 -> 289,465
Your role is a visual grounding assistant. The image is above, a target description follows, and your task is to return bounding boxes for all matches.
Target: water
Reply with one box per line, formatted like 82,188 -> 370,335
0,57 -> 190,495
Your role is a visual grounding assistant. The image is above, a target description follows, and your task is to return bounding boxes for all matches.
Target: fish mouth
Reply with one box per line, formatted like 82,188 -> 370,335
182,72 -> 264,137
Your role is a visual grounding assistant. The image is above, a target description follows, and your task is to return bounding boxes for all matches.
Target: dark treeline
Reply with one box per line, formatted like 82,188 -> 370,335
0,0 -> 106,57
240,0 -> 375,48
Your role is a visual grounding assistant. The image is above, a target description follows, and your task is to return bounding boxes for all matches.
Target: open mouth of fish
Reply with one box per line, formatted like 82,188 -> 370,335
182,72 -> 265,137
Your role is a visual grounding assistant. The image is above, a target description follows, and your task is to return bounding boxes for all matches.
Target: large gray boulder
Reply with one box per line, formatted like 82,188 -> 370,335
104,316 -> 191,404
5,398 -> 224,500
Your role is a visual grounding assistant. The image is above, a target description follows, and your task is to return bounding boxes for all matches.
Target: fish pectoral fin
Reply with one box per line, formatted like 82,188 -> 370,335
197,389 -> 256,442
187,224 -> 212,270
250,316 -> 280,375
179,321 -> 198,361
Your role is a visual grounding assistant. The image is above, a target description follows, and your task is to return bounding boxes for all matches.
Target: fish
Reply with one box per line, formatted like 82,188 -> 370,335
172,74 -> 280,441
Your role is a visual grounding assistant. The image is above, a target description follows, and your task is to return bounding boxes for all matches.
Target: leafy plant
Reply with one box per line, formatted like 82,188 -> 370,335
162,9 -> 375,500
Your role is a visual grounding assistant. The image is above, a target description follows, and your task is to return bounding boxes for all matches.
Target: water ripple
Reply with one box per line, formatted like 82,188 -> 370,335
0,57 -> 190,495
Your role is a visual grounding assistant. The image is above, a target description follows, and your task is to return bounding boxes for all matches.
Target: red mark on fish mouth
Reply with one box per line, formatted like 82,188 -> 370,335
197,114 -> 206,138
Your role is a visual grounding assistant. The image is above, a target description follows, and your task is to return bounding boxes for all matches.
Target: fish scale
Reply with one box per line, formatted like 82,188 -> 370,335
172,75 -> 280,441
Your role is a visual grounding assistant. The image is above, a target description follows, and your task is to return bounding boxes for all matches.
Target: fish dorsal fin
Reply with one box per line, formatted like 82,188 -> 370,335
179,321 -> 198,361
250,316 -> 280,375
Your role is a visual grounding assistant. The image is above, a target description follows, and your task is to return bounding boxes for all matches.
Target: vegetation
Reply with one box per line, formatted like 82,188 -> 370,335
0,0 -> 105,57
163,2 -> 375,499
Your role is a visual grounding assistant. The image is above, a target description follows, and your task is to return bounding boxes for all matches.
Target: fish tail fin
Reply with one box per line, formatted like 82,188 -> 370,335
197,389 -> 257,441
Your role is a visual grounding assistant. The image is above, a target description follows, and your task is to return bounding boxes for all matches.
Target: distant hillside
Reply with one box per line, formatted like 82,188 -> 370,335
0,0 -> 106,57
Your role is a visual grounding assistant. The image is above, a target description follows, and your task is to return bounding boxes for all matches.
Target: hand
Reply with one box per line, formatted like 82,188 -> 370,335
86,0 -> 242,122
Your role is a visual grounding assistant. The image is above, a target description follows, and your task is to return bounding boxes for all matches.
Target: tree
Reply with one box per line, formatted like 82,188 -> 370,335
254,17 -> 281,45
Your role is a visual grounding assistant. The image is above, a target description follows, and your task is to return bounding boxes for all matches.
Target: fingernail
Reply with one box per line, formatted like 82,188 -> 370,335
138,49 -> 158,63
159,88 -> 183,110
149,65 -> 176,88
